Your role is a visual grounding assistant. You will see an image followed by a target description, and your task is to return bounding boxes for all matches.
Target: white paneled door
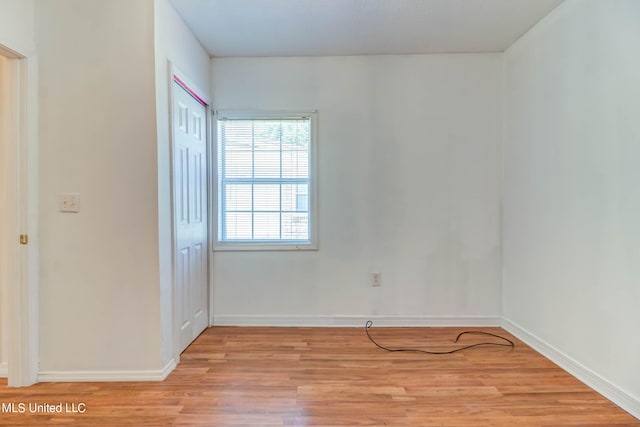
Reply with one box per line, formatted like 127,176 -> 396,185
173,79 -> 208,354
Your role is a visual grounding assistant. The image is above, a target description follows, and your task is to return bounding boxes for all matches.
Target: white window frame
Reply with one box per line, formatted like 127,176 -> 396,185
213,110 -> 318,251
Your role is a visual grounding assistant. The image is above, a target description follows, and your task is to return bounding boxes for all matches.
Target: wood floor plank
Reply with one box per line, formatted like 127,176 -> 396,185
0,326 -> 637,426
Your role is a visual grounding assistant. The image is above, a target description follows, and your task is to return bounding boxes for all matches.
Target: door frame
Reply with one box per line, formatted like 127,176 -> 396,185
168,62 -> 212,363
0,43 -> 39,387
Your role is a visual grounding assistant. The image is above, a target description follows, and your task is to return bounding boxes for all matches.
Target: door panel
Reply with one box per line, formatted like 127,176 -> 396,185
191,242 -> 208,334
177,146 -> 189,225
178,246 -> 191,351
173,80 -> 208,354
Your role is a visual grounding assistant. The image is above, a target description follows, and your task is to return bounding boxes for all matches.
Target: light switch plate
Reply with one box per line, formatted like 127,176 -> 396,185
59,193 -> 79,213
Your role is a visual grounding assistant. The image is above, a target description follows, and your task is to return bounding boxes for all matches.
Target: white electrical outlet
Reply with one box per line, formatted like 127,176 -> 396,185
370,272 -> 381,287
59,193 -> 80,213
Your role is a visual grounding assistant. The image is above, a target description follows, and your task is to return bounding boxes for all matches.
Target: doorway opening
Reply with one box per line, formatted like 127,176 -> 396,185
0,44 -> 38,387
169,66 -> 211,362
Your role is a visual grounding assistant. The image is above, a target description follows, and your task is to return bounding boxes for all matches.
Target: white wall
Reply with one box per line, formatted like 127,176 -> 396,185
211,55 -> 502,324
0,0 -> 35,55
503,0 -> 640,413
36,0 -> 163,372
153,0 -> 211,365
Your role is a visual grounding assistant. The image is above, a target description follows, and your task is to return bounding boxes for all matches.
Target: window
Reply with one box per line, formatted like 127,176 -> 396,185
215,112 -> 317,250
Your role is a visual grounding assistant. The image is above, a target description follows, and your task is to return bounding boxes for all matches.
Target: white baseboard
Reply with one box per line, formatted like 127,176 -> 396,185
213,314 -> 501,327
0,362 -> 7,378
503,318 -> 640,420
37,358 -> 177,383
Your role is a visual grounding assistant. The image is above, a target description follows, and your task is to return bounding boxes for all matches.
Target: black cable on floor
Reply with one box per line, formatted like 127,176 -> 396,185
365,320 -> 514,354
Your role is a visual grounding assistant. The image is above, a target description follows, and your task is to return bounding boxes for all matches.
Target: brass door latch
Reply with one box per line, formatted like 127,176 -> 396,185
19,234 -> 28,245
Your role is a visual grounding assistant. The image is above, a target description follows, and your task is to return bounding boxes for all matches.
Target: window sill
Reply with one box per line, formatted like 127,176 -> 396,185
213,242 -> 318,252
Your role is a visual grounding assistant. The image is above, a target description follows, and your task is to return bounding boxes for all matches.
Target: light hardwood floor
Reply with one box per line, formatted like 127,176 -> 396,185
0,326 -> 637,426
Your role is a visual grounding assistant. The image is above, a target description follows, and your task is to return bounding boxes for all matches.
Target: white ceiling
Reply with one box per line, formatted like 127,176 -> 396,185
170,0 -> 564,57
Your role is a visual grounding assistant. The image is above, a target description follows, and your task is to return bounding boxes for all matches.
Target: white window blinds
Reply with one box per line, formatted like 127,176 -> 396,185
216,115 -> 315,248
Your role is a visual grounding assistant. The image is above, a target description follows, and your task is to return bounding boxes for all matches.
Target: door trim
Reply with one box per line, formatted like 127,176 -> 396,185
168,62 -> 211,363
0,43 -> 39,387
